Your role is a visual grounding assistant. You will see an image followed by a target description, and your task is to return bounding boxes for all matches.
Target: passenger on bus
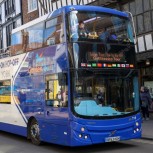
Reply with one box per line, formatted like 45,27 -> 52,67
98,28 -> 117,41
78,21 -> 90,39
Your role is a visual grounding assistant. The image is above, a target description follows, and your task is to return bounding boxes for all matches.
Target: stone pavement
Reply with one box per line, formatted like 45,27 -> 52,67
141,113 -> 153,140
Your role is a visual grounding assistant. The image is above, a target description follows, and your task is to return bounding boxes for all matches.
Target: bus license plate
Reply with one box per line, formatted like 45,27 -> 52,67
105,136 -> 120,142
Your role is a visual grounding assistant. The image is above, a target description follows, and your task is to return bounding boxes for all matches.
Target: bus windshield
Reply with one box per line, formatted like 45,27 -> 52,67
68,11 -> 134,43
72,69 -> 139,118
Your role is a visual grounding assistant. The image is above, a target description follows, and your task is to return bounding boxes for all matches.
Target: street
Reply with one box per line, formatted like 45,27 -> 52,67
0,131 -> 153,153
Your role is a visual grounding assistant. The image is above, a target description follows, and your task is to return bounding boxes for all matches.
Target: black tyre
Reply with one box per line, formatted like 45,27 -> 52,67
29,119 -> 41,145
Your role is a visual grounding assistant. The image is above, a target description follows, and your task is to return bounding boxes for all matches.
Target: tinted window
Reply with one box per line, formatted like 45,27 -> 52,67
26,22 -> 44,51
44,15 -> 64,46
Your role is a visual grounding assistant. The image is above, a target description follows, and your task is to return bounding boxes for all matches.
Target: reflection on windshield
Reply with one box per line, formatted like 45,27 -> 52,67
69,11 -> 134,43
72,70 -> 139,117
74,98 -> 124,116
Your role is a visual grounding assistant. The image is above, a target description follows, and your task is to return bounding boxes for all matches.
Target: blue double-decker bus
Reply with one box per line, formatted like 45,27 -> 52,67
0,5 -> 141,146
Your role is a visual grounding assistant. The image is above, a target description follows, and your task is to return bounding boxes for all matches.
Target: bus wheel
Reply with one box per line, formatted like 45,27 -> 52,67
30,119 -> 41,145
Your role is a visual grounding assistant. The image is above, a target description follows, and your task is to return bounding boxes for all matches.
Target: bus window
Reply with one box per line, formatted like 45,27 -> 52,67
26,22 -> 44,52
11,31 -> 23,55
44,15 -> 64,46
0,80 -> 11,104
11,22 -> 44,55
45,73 -> 68,107
68,11 -> 134,43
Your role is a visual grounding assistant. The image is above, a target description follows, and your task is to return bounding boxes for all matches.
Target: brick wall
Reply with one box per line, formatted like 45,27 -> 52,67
22,0 -> 39,24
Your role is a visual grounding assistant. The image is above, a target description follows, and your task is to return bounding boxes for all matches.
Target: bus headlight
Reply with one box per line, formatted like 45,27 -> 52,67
81,127 -> 85,132
136,122 -> 139,126
79,134 -> 82,138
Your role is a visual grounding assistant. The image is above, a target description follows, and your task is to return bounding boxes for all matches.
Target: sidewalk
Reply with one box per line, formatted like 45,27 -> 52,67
141,113 -> 153,140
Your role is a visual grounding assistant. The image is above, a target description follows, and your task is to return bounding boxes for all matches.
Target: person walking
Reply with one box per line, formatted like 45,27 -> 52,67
140,86 -> 152,120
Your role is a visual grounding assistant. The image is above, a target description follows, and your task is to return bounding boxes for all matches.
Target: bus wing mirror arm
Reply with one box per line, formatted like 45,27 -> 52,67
125,11 -> 137,45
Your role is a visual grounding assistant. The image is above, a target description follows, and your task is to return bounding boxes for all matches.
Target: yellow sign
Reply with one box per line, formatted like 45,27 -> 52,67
0,95 -> 11,103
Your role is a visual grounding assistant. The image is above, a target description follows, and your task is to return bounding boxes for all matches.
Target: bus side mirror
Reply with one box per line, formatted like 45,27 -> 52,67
125,11 -> 137,45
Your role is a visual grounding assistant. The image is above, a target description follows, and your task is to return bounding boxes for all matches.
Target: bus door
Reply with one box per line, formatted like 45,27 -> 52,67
42,73 -> 69,143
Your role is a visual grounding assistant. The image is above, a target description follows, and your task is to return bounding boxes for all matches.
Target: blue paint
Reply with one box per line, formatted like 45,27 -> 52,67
75,100 -> 122,116
0,122 -> 27,137
69,113 -> 141,146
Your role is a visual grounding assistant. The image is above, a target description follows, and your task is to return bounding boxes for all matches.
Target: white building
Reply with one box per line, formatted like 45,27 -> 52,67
0,0 -> 22,51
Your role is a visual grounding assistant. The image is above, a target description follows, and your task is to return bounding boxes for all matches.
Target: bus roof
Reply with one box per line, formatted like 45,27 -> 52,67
64,5 -> 128,18
12,5 -> 128,34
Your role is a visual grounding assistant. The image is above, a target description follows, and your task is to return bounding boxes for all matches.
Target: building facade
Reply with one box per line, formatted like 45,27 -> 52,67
22,0 -> 97,24
0,0 -> 22,51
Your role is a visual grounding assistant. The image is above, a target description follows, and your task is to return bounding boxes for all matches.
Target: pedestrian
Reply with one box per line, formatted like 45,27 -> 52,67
140,86 -> 152,120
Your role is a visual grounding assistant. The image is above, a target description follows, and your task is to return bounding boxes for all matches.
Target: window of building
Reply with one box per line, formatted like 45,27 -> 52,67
5,0 -> 15,16
6,22 -> 16,47
45,73 -> 68,107
122,0 -> 153,52
151,0 -> 153,9
0,6 -> 2,21
144,0 -> 150,11
152,10 -> 153,27
122,3 -> 129,11
144,12 -> 152,31
28,0 -> 37,12
136,0 -> 143,14
137,15 -> 144,33
0,80 -> 11,104
0,30 -> 2,50
130,1 -> 136,15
